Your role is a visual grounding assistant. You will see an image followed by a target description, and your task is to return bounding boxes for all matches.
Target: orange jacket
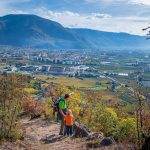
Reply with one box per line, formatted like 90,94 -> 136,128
64,114 -> 73,126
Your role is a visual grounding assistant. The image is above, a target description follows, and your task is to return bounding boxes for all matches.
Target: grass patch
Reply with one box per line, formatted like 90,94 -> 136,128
89,86 -> 107,91
34,75 -> 102,88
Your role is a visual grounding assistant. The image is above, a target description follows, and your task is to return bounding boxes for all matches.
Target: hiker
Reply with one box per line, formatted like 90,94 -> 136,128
59,94 -> 70,135
64,109 -> 73,137
53,96 -> 61,121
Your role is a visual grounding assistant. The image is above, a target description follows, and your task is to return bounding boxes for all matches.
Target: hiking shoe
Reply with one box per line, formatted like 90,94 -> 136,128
59,133 -> 63,135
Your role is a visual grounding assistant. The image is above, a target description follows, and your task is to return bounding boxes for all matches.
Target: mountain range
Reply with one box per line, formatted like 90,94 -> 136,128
0,14 -> 149,50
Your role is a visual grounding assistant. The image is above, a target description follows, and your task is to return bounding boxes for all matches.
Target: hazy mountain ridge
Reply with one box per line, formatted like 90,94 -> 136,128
72,28 -> 150,50
0,14 -> 149,50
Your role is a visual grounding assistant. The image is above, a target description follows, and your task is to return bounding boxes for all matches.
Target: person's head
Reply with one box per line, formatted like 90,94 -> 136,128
64,93 -> 70,100
67,109 -> 72,115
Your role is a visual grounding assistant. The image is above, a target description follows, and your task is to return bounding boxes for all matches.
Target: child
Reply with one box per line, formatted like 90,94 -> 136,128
64,109 -> 73,136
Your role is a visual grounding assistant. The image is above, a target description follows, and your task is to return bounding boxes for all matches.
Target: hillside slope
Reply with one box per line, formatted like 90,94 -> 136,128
0,14 -> 87,49
72,28 -> 149,50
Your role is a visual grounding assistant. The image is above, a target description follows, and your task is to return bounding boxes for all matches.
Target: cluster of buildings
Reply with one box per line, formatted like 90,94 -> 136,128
0,47 -> 150,87
2,64 -> 90,77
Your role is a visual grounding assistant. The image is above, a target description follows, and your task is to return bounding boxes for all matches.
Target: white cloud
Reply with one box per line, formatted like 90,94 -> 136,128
91,13 -> 111,19
34,8 -> 80,18
86,0 -> 150,6
29,8 -> 148,35
32,8 -> 111,20
130,0 -> 150,5
0,0 -> 32,16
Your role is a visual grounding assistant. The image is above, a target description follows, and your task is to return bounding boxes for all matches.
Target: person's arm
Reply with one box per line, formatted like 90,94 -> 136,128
59,109 -> 65,117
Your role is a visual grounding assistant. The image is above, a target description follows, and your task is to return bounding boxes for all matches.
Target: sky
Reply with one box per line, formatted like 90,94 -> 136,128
0,0 -> 150,35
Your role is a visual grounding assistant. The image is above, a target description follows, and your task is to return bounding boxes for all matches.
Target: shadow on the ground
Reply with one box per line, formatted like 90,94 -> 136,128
23,118 -> 57,128
40,134 -> 66,144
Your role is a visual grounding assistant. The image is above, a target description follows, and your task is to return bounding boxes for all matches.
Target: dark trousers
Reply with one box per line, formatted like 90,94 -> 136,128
66,125 -> 73,136
59,119 -> 66,135
59,110 -> 67,135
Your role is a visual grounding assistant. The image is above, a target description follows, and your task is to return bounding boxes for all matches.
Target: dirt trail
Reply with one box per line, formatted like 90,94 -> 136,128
22,118 -> 87,150
0,118 -> 88,150
0,118 -> 119,150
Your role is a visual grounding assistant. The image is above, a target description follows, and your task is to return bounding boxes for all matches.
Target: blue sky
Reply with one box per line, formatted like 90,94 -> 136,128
0,0 -> 150,35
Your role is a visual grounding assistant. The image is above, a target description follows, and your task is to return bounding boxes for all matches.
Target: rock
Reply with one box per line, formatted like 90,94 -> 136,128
100,137 -> 116,147
73,122 -> 91,137
87,132 -> 104,141
40,134 -> 64,144
30,112 -> 41,120
19,111 -> 28,117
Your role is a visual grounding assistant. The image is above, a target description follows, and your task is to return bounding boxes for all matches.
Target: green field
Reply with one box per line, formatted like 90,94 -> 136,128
89,86 -> 107,91
34,75 -> 110,89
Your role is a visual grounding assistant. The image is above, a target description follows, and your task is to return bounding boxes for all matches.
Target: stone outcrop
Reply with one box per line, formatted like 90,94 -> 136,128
73,122 -> 117,148
73,122 -> 91,137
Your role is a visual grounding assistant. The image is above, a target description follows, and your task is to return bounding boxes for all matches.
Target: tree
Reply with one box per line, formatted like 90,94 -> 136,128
142,26 -> 150,40
0,74 -> 26,140
133,76 -> 150,148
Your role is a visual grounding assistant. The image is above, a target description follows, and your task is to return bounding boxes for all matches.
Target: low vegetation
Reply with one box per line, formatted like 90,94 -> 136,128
0,74 -> 149,149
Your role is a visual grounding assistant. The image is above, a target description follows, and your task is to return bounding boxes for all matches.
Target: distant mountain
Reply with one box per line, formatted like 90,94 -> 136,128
0,14 -> 87,49
0,14 -> 149,50
72,29 -> 150,50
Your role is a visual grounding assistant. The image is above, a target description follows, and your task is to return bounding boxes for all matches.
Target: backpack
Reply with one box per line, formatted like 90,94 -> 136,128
53,97 -> 61,112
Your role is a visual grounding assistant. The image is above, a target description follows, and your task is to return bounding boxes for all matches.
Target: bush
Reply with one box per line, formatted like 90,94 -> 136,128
113,118 -> 138,142
22,96 -> 43,119
43,98 -> 54,119
9,122 -> 25,140
0,74 -> 25,140
24,88 -> 39,94
95,108 -> 119,136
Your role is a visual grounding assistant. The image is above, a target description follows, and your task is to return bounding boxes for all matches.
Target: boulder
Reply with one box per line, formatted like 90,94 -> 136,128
73,122 -> 91,137
100,137 -> 116,147
87,132 -> 104,141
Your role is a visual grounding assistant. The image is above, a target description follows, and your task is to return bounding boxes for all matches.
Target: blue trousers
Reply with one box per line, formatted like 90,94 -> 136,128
66,126 -> 73,136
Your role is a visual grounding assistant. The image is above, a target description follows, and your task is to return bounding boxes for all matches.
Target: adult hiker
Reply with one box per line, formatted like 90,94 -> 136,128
59,93 -> 70,135
53,96 -> 61,121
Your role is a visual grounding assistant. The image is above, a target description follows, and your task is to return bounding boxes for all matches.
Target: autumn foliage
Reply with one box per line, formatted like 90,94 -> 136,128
22,96 -> 43,119
0,73 -> 149,146
0,74 -> 26,140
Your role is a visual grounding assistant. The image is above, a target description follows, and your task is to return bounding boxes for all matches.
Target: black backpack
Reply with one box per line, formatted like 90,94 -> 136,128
53,97 -> 61,112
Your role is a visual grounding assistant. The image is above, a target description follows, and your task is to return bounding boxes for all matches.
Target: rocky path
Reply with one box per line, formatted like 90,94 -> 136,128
23,118 -> 87,150
0,118 -> 87,150
0,118 -> 129,150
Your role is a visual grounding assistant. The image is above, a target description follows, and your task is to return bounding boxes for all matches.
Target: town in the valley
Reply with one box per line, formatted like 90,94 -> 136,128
0,46 -> 150,88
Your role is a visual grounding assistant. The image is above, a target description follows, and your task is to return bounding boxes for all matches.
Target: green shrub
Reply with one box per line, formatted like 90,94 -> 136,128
43,98 -> 54,120
113,117 -> 138,142
95,108 -> 119,136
